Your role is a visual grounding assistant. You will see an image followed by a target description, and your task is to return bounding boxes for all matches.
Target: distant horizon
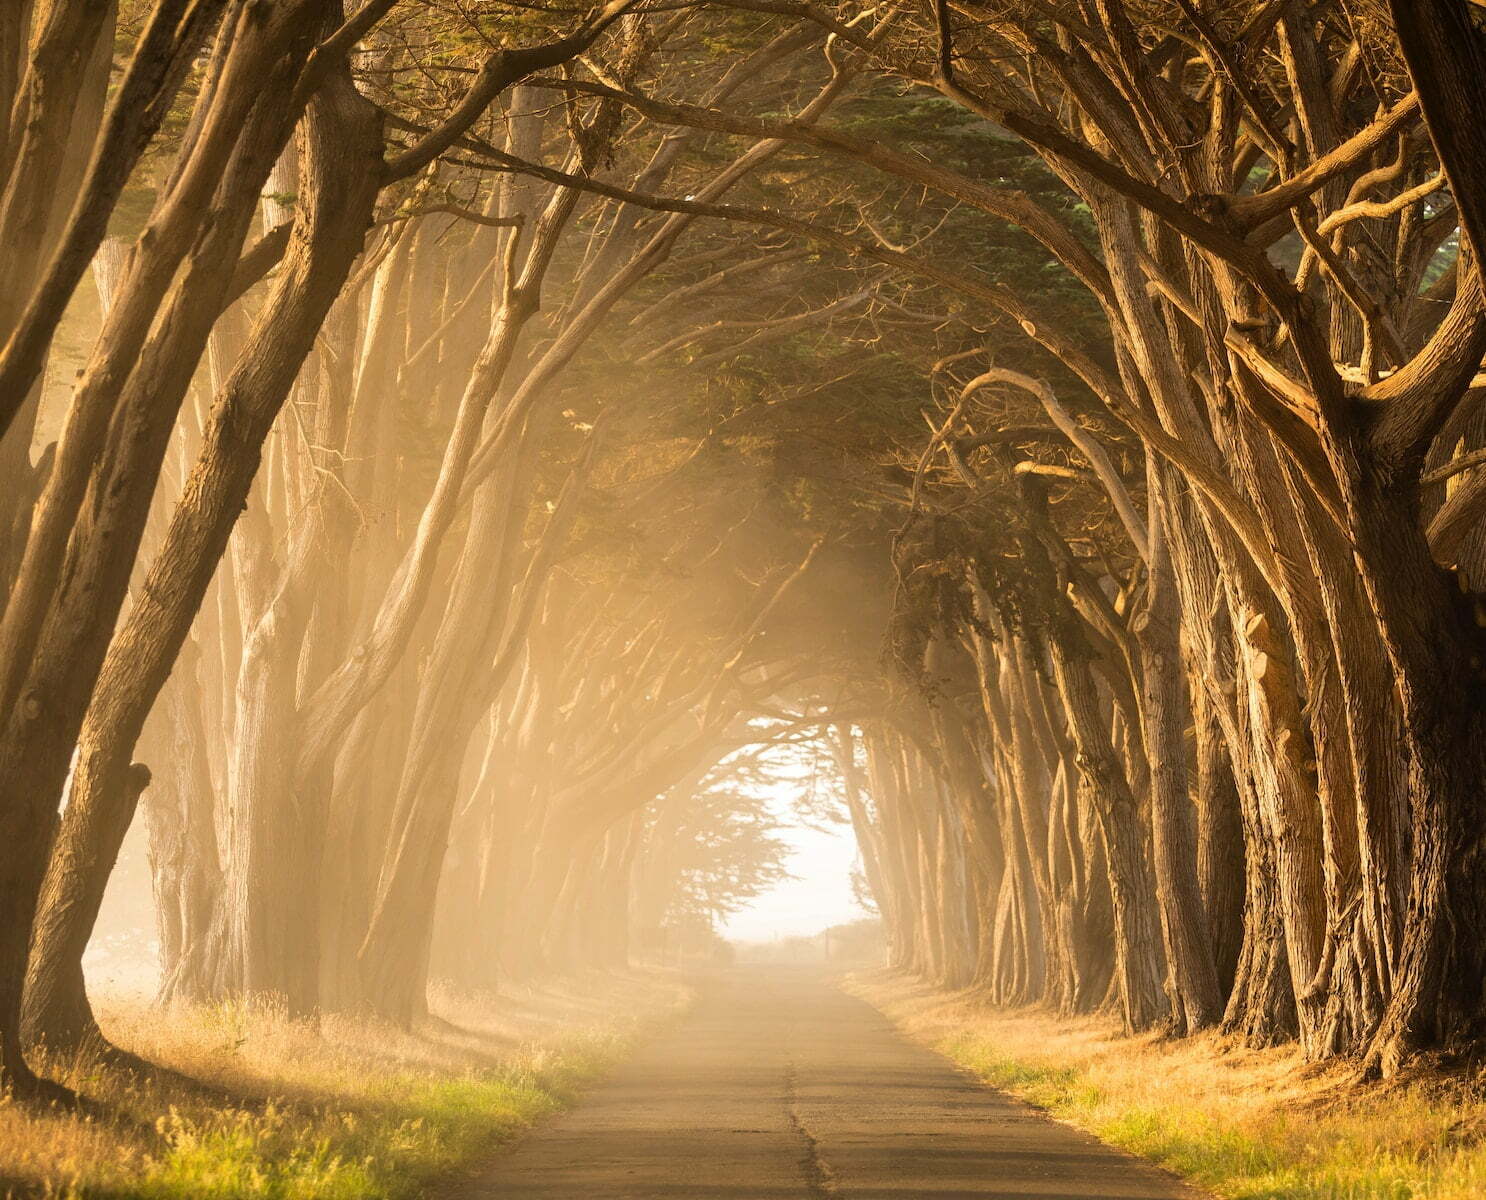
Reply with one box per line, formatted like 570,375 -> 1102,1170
720,792 -> 870,942
726,920 -> 877,945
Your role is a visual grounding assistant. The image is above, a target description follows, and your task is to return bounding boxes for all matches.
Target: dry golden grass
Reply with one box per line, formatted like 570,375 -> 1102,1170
0,970 -> 690,1199
849,971 -> 1486,1200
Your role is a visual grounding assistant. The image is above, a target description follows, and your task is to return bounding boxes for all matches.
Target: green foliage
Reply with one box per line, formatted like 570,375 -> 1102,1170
650,763 -> 794,930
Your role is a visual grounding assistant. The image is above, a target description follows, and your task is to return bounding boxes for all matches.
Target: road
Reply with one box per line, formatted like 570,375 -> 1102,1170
453,966 -> 1202,1199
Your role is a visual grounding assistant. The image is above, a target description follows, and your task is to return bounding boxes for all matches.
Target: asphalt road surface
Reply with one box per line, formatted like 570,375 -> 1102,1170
453,966 -> 1202,1199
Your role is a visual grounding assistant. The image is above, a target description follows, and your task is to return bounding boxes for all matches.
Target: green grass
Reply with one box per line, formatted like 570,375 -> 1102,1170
855,975 -> 1486,1200
1,972 -> 689,1199
129,1032 -> 618,1199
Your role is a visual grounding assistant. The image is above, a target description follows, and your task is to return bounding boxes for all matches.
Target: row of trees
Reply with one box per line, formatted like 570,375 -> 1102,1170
467,0 -> 1486,1078
775,0 -> 1486,1077
0,0 -> 881,1101
5,0 -> 1486,1104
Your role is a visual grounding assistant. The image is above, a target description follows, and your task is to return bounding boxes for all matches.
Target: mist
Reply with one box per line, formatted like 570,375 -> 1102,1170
3,1 -> 1486,1196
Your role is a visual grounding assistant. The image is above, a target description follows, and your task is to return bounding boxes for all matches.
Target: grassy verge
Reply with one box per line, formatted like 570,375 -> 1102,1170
848,971 -> 1486,1200
1,970 -> 690,1199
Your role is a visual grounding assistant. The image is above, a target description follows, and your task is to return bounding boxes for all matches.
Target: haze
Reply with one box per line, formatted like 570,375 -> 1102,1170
1,3 -> 1486,1198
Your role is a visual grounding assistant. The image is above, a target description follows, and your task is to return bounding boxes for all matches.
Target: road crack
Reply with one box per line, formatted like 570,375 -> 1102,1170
784,1060 -> 839,1197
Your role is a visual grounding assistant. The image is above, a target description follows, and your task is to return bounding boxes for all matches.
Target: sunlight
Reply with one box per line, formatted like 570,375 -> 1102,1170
720,790 -> 868,943
1,4 -> 1479,1196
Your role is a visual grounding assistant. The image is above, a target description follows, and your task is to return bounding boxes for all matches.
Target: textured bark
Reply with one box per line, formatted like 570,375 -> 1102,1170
1348,461 -> 1486,1072
1359,0 -> 1486,1077
1047,633 -> 1167,1033
22,763 -> 149,1055
1193,686 -> 1244,994
1137,492 -> 1224,1033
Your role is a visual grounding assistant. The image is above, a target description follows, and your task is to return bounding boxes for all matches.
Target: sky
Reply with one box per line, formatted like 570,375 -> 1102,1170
721,792 -> 869,942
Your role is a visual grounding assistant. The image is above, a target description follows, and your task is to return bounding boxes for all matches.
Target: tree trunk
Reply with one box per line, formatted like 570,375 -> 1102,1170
22,57 -> 384,1041
1136,486 -> 1224,1032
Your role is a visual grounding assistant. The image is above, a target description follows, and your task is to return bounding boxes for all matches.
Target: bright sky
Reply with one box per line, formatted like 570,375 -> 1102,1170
721,792 -> 869,942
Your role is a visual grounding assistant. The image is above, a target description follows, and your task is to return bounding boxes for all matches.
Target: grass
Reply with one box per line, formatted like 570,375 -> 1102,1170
0,970 -> 690,1199
848,971 -> 1486,1200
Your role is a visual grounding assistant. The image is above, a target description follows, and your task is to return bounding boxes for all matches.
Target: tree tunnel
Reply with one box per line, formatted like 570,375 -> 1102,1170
2,0 -> 1486,1110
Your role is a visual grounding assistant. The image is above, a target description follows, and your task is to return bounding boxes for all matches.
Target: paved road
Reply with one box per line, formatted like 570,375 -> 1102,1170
454,966 -> 1201,1199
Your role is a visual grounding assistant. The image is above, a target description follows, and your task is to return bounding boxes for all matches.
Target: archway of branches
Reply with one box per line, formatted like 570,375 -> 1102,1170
2,0 -> 1485,1103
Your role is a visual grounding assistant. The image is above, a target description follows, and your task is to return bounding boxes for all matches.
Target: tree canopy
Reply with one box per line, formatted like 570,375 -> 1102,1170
1,0 -> 1486,1103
